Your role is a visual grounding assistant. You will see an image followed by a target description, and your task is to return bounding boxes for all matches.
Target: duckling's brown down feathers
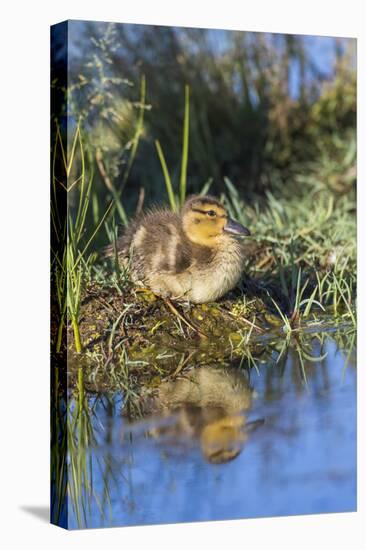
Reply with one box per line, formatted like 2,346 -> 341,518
104,196 -> 251,303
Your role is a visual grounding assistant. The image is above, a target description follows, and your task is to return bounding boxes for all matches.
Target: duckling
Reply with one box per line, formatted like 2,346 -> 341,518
108,195 -> 251,304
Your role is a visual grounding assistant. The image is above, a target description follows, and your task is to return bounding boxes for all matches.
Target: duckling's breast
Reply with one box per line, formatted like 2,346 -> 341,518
182,239 -> 244,303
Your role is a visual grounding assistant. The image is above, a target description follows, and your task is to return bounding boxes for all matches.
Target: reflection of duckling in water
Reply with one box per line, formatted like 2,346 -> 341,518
106,195 -> 251,304
200,415 -> 247,464
143,366 -> 260,464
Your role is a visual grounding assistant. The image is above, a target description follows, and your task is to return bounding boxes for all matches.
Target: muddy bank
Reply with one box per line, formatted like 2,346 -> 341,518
61,278 -> 287,390
59,271 -> 354,397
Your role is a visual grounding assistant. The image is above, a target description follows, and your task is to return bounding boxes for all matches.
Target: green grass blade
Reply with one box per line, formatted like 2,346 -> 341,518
179,84 -> 190,206
121,74 -> 147,189
155,139 -> 177,211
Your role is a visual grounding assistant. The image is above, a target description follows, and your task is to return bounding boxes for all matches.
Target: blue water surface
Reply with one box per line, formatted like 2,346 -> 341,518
67,332 -> 356,529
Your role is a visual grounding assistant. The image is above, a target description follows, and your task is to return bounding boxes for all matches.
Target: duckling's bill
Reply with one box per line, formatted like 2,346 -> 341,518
223,218 -> 251,237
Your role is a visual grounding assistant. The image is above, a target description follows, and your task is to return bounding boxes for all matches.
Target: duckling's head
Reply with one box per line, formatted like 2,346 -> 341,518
182,195 -> 250,247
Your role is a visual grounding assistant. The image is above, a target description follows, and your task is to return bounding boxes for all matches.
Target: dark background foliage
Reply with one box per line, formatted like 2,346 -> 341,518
62,21 -> 356,213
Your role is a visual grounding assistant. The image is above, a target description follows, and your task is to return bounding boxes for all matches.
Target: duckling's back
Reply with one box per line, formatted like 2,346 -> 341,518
114,208 -> 193,284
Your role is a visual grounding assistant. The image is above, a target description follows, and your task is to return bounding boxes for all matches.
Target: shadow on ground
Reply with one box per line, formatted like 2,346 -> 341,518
20,505 -> 49,524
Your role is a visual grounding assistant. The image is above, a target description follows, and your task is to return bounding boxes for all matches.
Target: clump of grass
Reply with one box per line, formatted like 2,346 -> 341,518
52,121 -> 113,352
222,176 -> 356,328
267,266 -> 325,333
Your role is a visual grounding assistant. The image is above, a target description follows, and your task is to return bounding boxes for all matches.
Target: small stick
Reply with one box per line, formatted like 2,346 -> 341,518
135,288 -> 208,338
224,309 -> 264,333
164,298 -> 208,339
172,350 -> 197,378
95,148 -> 114,191
135,187 -> 145,217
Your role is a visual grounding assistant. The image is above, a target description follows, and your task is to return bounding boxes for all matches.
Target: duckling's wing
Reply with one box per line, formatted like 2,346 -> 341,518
100,210 -> 194,275
139,214 -> 193,274
162,236 -> 193,274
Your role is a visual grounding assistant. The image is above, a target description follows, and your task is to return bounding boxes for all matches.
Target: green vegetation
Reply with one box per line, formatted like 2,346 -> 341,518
51,121 -> 114,352
51,25 -> 356,390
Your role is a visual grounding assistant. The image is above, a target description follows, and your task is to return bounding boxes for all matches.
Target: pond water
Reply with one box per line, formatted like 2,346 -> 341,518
54,327 -> 356,529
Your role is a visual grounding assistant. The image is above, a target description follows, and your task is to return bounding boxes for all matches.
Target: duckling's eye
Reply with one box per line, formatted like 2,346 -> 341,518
206,210 -> 216,217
